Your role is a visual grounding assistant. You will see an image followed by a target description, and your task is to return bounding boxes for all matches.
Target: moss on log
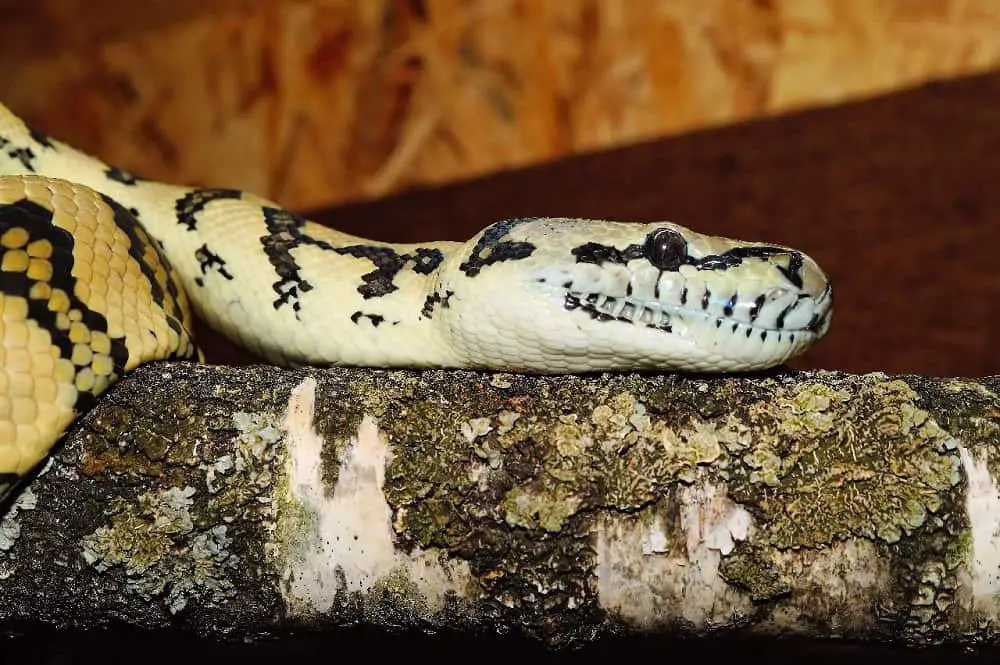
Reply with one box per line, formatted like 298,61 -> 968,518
0,363 -> 998,648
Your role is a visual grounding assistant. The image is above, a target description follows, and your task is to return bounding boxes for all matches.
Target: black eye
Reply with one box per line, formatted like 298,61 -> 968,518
643,227 -> 687,270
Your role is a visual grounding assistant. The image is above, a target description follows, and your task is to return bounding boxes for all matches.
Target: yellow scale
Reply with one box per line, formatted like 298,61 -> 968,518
0,177 -> 194,479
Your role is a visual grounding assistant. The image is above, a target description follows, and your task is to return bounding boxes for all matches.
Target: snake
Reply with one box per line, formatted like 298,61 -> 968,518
0,101 -> 833,501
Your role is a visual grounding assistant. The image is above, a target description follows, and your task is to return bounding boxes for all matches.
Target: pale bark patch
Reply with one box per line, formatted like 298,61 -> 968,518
280,376 -> 473,615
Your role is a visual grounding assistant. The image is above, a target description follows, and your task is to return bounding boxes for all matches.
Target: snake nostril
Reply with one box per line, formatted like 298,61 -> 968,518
643,228 -> 688,271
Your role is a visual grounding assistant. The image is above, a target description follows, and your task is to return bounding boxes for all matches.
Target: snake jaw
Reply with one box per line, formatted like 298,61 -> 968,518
544,267 -> 833,371
556,253 -> 831,326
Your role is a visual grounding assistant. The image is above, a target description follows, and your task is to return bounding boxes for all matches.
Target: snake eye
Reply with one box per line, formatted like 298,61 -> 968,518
643,227 -> 687,270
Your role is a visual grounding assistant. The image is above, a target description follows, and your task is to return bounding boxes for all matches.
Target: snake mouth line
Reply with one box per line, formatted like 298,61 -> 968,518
565,292 -> 675,332
564,282 -> 832,340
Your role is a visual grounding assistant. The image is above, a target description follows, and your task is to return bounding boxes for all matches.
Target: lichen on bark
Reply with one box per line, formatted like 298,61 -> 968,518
0,363 -> 997,649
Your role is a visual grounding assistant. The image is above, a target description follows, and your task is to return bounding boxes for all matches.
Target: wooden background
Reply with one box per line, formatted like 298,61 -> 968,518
2,1 -> 999,377
3,0 -> 998,210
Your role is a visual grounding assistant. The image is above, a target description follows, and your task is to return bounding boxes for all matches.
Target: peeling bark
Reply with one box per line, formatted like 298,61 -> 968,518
0,363 -> 998,648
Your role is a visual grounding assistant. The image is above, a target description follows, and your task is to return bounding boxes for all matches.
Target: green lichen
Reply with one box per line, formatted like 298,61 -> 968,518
77,386 -> 209,479
81,485 -> 238,613
272,495 -> 319,571
912,378 -> 1000,484
745,445 -> 782,487
502,486 -> 582,532
776,383 -> 847,437
718,547 -> 791,602
529,390 -> 729,506
210,411 -> 282,504
396,370 -> 994,644
43,363 -> 1000,646
873,377 -> 1000,642
74,394 -> 291,614
730,376 -> 961,549
387,382 -> 737,553
366,566 -> 431,621
221,410 -> 314,569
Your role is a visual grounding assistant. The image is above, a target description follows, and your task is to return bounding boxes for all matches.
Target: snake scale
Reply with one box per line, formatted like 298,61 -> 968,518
0,102 -> 833,501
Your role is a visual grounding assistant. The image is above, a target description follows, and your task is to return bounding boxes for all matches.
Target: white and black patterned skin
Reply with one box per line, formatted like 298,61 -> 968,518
0,101 -> 832,490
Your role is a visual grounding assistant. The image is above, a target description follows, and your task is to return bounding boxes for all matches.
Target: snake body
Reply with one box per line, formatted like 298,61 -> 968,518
0,102 -> 833,499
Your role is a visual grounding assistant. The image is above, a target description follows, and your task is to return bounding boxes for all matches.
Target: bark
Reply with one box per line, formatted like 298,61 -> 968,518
0,363 -> 998,649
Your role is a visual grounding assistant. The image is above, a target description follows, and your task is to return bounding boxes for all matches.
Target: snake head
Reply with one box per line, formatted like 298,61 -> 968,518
440,217 -> 833,373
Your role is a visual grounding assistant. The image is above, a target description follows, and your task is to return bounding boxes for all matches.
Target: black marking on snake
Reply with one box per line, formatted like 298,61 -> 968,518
350,311 -> 385,327
573,229 -> 806,288
695,246 -> 805,288
106,165 -> 141,186
805,285 -> 832,333
28,128 -> 54,149
260,206 -> 447,311
775,295 -> 807,330
459,218 -> 536,277
723,294 -> 737,317
761,331 -> 767,341
0,134 -> 37,169
4,145 -> 36,171
680,287 -> 688,305
1,200 -> 138,411
174,189 -> 243,231
571,242 -> 642,266
421,289 -> 453,318
259,208 -> 316,313
195,243 -> 235,281
410,247 -> 444,274
807,312 -> 827,333
333,244 -> 415,298
700,290 -> 710,310
749,294 -> 765,322
98,194 -> 192,349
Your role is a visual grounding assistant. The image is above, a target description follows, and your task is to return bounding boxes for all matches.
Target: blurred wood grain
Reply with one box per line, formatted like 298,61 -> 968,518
3,0 -> 1000,211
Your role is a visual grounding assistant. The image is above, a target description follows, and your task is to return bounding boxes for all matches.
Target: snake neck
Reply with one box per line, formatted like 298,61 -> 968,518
0,104 -> 466,368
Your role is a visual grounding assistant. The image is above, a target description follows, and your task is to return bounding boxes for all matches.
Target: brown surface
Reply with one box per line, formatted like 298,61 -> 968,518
200,71 -> 1000,378
5,1 -> 1000,212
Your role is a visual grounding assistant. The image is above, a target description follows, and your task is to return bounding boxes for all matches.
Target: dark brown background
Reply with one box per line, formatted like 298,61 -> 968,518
201,71 -> 1000,378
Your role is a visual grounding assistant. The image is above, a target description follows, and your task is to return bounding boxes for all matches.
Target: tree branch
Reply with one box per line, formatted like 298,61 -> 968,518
1,363 -> 997,648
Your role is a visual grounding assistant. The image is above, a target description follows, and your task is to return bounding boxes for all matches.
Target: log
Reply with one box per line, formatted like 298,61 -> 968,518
0,363 -> 997,649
